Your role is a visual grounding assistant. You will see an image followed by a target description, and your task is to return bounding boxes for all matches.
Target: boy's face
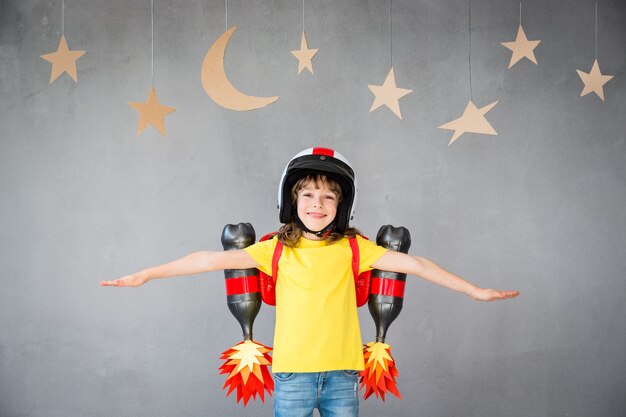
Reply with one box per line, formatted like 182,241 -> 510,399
296,179 -> 339,239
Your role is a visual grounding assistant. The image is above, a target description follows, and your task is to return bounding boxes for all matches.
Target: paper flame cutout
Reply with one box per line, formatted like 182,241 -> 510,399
359,341 -> 402,401
218,340 -> 274,406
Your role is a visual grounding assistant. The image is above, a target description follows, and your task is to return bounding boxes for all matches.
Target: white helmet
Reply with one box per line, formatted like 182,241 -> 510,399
277,147 -> 358,234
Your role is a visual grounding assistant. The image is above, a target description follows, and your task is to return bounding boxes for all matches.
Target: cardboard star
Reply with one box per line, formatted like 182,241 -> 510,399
229,340 -> 267,373
291,32 -> 318,75
576,59 -> 613,101
439,100 -> 499,146
368,67 -> 413,119
128,86 -> 176,137
501,25 -> 541,69
40,34 -> 86,83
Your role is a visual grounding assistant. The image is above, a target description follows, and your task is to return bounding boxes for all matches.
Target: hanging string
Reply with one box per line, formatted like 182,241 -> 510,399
468,0 -> 473,100
389,0 -> 393,68
225,0 -> 228,31
595,1 -> 598,60
519,2 -> 522,27
151,0 -> 154,86
302,0 -> 305,33
61,0 -> 65,35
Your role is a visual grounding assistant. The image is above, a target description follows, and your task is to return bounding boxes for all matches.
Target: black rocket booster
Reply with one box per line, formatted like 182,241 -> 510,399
368,225 -> 411,343
221,223 -> 262,341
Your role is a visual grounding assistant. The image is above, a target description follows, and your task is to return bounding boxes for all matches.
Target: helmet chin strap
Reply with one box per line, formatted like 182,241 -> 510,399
295,215 -> 336,238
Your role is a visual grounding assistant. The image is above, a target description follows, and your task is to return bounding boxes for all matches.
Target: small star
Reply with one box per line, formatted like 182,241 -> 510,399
439,100 -> 499,146
229,341 -> 267,374
128,86 -> 176,137
40,34 -> 86,83
365,342 -> 393,370
501,25 -> 541,69
368,67 -> 413,119
291,32 -> 318,75
576,59 -> 613,101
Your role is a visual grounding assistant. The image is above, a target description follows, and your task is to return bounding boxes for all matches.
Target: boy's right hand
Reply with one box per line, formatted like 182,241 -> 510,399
100,271 -> 149,287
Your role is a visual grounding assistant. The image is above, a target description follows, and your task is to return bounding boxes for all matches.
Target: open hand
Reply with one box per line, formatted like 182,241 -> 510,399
100,272 -> 148,287
470,288 -> 519,301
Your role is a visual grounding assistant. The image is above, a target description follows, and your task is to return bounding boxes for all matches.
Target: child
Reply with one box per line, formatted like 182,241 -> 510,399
101,147 -> 519,417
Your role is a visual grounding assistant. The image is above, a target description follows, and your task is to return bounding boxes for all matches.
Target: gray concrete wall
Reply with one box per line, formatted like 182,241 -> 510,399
1,0 -> 625,416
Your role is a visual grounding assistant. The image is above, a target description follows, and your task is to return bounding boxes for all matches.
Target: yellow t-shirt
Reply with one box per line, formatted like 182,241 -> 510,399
244,235 -> 388,372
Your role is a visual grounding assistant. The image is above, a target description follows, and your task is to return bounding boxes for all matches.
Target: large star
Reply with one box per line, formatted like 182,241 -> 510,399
501,25 -> 541,69
40,34 -> 86,83
291,31 -> 318,75
438,100 -> 499,146
368,67 -> 413,119
128,86 -> 176,137
576,59 -> 613,101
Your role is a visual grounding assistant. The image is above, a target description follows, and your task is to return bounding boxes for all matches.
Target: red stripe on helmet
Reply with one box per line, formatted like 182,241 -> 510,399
225,276 -> 260,295
312,147 -> 335,157
371,277 -> 405,298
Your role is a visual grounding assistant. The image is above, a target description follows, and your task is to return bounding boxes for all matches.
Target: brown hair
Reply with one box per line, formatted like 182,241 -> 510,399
277,174 -> 360,247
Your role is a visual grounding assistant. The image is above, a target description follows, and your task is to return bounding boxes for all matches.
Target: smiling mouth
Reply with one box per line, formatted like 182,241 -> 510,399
307,212 -> 326,218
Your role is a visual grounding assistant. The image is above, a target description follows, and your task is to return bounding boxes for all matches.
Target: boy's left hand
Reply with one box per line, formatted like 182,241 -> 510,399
470,288 -> 519,301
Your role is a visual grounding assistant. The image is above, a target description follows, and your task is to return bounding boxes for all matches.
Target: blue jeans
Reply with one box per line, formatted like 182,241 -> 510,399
274,371 -> 360,417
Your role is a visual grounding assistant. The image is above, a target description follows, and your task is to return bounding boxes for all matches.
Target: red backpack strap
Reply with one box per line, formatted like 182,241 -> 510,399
351,235 -> 373,307
272,239 -> 284,284
258,232 -> 281,306
348,237 -> 360,282
259,232 -> 283,284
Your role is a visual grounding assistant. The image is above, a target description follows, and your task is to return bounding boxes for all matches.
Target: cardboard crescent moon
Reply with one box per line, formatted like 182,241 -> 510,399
201,26 -> 279,111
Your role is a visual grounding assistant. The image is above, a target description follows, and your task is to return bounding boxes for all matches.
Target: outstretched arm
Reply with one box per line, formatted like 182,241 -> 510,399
371,250 -> 519,301
99,249 -> 259,287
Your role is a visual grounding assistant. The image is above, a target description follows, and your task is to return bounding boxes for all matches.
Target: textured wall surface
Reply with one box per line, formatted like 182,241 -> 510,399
1,0 -> 625,416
